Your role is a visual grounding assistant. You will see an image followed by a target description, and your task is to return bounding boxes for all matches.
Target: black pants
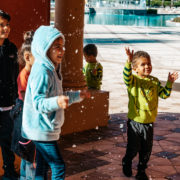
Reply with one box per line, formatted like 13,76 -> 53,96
0,110 -> 15,174
123,119 -> 153,170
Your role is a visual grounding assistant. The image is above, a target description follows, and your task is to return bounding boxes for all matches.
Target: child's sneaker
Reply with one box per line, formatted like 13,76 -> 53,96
135,170 -> 148,180
122,158 -> 132,177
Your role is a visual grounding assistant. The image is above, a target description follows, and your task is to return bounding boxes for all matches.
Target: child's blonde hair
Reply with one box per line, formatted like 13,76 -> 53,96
18,30 -> 34,67
132,51 -> 151,68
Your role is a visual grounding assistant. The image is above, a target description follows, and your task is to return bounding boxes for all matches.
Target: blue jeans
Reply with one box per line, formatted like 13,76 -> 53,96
33,141 -> 65,180
20,158 -> 35,180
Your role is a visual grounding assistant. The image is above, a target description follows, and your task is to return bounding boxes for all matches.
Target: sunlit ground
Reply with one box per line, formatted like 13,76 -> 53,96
1,7 -> 180,179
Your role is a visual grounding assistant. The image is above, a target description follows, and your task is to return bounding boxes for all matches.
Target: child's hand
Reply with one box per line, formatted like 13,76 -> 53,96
80,90 -> 91,99
168,72 -> 178,83
57,95 -> 69,109
125,47 -> 134,63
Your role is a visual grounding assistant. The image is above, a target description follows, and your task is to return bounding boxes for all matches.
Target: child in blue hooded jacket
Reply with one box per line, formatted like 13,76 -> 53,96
22,25 -> 90,179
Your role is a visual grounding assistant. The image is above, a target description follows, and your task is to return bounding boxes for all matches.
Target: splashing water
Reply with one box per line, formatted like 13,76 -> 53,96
75,49 -> 78,54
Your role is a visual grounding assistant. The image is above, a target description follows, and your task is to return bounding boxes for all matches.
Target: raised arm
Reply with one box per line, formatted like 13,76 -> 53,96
158,72 -> 178,99
123,47 -> 134,87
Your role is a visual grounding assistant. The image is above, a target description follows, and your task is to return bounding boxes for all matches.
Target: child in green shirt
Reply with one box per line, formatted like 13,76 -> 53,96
122,47 -> 178,180
83,44 -> 103,90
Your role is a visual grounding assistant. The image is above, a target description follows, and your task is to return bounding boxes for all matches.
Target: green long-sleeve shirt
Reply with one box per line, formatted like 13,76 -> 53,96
83,62 -> 103,90
123,61 -> 172,123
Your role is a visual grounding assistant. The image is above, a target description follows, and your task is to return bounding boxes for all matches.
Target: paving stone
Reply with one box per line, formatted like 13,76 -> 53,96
154,151 -> 179,159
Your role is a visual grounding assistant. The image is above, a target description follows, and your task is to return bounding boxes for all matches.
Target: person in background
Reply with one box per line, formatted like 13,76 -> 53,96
122,47 -> 178,180
11,30 -> 35,180
22,25 -> 90,179
0,9 -> 19,180
83,44 -> 103,90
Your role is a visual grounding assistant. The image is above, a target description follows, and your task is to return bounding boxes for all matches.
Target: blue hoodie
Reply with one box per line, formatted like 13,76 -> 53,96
22,26 -> 81,141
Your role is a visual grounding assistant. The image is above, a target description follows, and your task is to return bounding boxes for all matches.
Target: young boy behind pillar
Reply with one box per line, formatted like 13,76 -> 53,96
83,44 -> 103,90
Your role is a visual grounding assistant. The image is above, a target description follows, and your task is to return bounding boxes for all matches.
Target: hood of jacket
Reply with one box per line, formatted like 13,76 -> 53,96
31,25 -> 65,70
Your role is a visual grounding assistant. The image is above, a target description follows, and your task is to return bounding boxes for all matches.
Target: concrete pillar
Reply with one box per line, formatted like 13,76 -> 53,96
55,0 -> 86,90
54,0 -> 109,135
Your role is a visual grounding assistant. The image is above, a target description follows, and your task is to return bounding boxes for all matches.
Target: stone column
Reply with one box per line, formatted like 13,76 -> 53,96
55,0 -> 86,90
54,0 -> 109,135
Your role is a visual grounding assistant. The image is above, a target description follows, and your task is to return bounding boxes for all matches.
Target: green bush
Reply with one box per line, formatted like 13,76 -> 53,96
163,1 -> 171,7
174,1 -> 180,7
172,17 -> 180,23
149,0 -> 180,7
150,0 -> 162,7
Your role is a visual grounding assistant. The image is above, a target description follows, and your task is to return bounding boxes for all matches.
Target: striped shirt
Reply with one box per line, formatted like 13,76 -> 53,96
83,62 -> 103,90
123,61 -> 172,123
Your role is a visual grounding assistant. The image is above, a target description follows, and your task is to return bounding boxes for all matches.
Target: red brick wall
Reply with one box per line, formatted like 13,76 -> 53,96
1,0 -> 50,48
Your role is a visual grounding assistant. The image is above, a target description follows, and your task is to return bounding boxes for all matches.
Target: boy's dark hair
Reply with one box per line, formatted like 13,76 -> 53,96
18,30 -> 34,67
83,44 -> 98,57
0,10 -> 11,21
132,51 -> 151,67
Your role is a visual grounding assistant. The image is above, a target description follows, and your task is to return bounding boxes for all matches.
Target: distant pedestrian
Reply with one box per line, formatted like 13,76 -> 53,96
22,25 -> 90,179
122,47 -> 178,180
83,44 -> 103,90
0,9 -> 19,180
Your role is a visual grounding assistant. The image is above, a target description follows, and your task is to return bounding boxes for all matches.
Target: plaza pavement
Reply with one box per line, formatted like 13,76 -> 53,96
62,24 -> 180,180
1,24 -> 180,179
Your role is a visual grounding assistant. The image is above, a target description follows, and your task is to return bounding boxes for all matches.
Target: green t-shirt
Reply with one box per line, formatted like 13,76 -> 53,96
123,61 -> 172,123
83,62 -> 103,90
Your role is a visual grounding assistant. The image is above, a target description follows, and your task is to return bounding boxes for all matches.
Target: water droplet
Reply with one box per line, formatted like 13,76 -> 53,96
120,124 -> 124,128
72,144 -> 76,148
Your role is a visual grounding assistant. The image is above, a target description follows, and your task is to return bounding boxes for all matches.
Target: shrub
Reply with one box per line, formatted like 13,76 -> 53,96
163,1 -> 171,7
172,17 -> 180,23
150,0 -> 162,7
174,1 -> 180,7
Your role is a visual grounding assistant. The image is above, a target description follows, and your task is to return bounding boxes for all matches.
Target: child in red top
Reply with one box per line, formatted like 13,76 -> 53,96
17,68 -> 30,101
11,30 -> 35,180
